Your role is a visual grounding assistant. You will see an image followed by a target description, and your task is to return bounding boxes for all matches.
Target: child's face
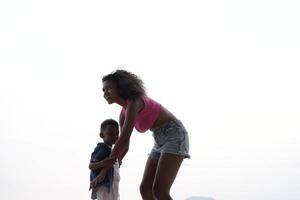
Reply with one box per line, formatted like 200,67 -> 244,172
101,125 -> 119,146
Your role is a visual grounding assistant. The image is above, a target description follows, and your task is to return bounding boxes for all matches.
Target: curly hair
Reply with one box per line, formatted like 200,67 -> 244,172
102,69 -> 146,100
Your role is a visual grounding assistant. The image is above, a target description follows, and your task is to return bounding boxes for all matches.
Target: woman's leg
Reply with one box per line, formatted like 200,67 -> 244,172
153,153 -> 184,200
140,156 -> 159,200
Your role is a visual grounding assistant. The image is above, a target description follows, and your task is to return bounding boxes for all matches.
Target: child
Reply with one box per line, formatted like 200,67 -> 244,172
89,119 -> 120,200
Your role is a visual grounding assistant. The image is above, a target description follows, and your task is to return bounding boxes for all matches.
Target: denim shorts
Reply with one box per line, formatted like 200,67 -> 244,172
150,119 -> 190,160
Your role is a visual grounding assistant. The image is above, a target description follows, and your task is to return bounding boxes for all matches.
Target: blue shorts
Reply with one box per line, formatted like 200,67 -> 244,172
150,119 -> 190,160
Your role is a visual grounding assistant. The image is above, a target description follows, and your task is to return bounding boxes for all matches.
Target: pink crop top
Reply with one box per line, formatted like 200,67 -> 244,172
120,96 -> 161,133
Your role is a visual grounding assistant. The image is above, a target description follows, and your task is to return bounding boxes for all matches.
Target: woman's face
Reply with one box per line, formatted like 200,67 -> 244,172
102,80 -> 119,104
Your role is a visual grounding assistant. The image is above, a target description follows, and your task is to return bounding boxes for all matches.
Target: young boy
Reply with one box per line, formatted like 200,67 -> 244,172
89,119 -> 120,200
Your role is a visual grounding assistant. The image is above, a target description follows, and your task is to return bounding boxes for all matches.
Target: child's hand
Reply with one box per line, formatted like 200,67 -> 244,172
89,180 -> 95,191
89,169 -> 109,190
89,178 -> 99,191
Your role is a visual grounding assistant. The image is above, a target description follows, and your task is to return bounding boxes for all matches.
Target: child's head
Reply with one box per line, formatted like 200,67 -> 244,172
100,119 -> 119,146
102,69 -> 146,102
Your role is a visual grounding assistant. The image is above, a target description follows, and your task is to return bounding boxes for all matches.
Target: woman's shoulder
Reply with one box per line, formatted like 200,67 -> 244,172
121,96 -> 145,112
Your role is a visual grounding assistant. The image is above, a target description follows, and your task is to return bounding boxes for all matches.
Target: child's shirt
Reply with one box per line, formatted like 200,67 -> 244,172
90,143 -> 114,199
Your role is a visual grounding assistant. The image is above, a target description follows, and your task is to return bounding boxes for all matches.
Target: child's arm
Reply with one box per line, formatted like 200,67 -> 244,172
89,157 -> 116,170
89,165 -> 111,190
89,143 -> 114,170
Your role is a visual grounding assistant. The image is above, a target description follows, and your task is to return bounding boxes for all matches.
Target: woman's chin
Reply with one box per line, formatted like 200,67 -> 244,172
106,100 -> 114,104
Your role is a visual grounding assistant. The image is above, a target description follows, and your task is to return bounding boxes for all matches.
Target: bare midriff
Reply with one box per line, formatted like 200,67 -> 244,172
150,106 -> 177,131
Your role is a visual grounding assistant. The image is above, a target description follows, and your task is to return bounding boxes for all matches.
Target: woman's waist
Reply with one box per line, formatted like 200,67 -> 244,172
150,106 -> 177,131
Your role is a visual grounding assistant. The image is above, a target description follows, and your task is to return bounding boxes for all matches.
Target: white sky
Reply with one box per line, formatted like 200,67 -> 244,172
1,1 -> 300,200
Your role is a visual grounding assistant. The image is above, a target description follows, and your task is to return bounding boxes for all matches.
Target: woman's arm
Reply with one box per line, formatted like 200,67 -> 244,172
116,110 -> 126,163
110,100 -> 139,161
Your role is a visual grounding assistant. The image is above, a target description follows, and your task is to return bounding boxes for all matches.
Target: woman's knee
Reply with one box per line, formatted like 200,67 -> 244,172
140,181 -> 153,197
152,182 -> 172,200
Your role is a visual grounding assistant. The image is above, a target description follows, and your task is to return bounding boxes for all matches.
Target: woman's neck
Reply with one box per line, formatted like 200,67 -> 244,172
116,98 -> 127,108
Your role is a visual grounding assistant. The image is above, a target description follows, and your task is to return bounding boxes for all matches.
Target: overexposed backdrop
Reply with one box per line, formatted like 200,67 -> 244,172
1,1 -> 300,200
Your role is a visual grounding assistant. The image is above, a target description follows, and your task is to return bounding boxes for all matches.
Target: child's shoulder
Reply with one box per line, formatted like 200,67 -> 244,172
96,142 -> 105,146
91,143 -> 111,158
94,142 -> 109,149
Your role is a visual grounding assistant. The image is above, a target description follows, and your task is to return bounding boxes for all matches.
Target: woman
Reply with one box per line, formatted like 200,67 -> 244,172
90,69 -> 190,200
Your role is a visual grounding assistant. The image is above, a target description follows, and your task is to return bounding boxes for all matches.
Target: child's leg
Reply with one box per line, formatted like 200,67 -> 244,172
96,162 -> 120,200
112,162 -> 120,200
96,186 -> 109,200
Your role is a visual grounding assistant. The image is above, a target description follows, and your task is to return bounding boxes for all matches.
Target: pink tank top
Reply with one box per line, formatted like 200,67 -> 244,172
120,96 -> 161,133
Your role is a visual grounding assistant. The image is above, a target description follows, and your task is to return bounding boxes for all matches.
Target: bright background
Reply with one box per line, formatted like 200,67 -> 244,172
1,1 -> 300,200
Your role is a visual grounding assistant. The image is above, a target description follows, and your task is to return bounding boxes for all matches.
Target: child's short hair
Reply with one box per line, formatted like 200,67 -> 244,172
100,119 -> 119,133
